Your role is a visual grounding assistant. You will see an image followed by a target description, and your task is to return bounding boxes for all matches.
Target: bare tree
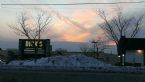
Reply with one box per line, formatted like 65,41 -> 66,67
9,11 -> 51,39
9,11 -> 51,58
80,44 -> 90,56
91,39 -> 108,58
80,40 -> 107,58
97,8 -> 145,62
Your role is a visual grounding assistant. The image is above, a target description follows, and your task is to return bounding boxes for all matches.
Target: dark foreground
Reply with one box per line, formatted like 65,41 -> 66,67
0,70 -> 145,82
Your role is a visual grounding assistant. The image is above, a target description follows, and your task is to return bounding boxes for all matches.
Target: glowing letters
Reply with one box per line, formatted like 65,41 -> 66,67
25,41 -> 43,48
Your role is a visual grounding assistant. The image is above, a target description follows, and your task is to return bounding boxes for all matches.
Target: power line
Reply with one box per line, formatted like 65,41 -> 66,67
1,1 -> 145,6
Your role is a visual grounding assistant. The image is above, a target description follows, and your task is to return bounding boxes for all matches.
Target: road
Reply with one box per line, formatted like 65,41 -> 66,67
0,70 -> 145,82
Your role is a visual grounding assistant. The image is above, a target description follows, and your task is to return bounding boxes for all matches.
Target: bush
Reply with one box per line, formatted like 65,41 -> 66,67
6,50 -> 20,63
133,63 -> 141,67
54,48 -> 68,56
115,62 -> 141,67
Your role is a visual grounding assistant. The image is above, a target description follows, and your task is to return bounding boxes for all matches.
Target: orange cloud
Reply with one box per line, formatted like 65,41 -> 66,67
49,9 -> 108,42
71,9 -> 97,30
61,32 -> 90,42
32,6 -> 120,42
72,9 -> 96,21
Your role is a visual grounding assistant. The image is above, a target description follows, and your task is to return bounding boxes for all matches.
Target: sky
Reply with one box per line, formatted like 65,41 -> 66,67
0,0 -> 145,50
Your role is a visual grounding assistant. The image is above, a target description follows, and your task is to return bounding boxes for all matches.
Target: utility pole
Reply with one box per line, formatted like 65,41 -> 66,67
91,40 -> 98,58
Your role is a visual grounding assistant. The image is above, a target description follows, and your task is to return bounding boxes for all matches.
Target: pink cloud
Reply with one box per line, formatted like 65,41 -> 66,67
5,0 -> 131,43
61,32 -> 90,42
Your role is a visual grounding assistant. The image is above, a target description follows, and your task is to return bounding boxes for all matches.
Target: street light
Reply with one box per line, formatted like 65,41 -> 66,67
118,54 -> 125,66
91,40 -> 97,58
137,50 -> 143,54
122,54 -> 125,66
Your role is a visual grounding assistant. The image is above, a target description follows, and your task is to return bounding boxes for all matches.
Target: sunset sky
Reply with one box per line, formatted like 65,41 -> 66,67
0,0 -> 145,49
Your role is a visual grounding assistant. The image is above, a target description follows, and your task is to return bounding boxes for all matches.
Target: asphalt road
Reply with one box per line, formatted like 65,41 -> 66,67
0,70 -> 145,82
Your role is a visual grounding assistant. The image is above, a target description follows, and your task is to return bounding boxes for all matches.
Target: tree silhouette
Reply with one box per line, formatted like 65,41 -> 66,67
97,8 -> 145,63
9,11 -> 51,59
9,11 -> 51,39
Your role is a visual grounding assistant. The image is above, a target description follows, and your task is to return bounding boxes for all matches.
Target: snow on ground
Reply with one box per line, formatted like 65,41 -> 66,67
1,55 -> 145,73
8,55 -> 111,67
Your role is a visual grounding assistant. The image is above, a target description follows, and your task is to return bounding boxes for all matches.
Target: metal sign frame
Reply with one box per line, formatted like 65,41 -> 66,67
19,39 -> 51,58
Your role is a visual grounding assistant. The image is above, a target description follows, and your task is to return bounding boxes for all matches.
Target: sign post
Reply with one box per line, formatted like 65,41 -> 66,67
19,39 -> 52,59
